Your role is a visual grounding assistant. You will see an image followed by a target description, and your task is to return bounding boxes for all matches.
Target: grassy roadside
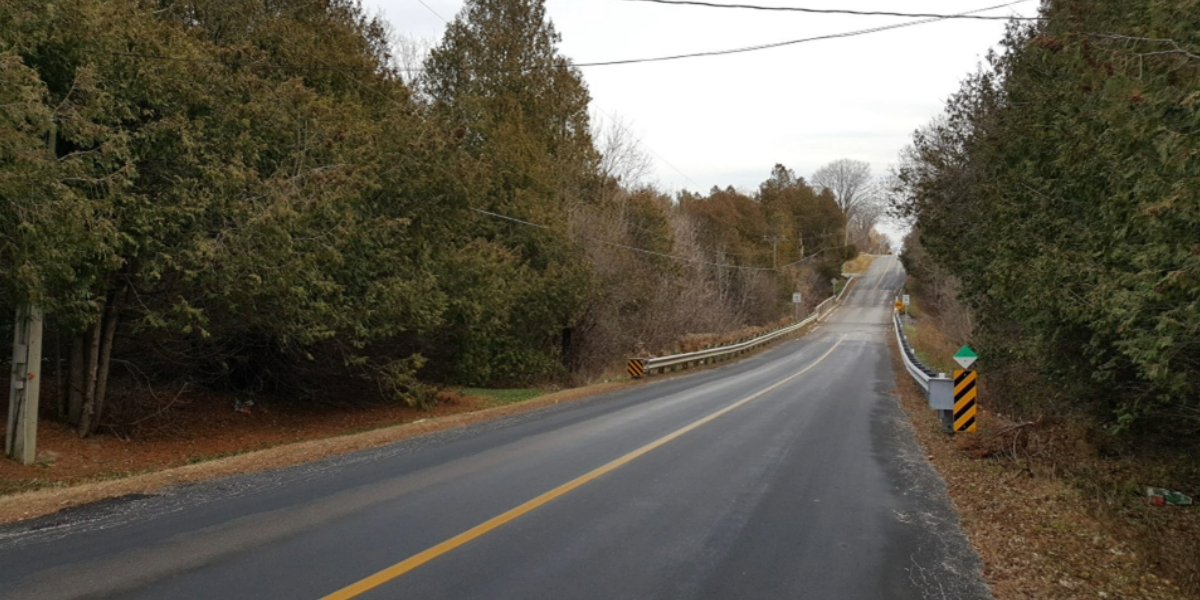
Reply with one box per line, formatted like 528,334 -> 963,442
842,253 -> 876,275
457,388 -> 544,407
830,253 -> 876,297
892,301 -> 1195,599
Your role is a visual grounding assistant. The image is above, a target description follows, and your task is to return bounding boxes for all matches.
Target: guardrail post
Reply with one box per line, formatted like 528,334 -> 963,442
930,377 -> 955,434
938,409 -> 954,433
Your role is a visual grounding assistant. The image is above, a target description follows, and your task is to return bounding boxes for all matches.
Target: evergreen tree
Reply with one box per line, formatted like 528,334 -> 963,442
894,0 -> 1200,434
420,0 -> 599,384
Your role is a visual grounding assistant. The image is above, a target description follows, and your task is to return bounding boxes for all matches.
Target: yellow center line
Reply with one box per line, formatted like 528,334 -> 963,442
322,335 -> 848,599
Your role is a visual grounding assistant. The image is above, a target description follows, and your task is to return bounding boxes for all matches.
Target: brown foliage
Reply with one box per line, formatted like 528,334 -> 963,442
565,172 -> 843,381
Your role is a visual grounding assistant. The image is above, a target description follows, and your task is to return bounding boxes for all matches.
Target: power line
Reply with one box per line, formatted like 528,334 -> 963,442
406,1 -> 1035,70
570,1 -> 1034,68
415,0 -> 448,24
469,207 -> 552,230
592,105 -> 704,190
777,245 -> 841,269
103,1 -> 1033,73
648,149 -> 703,190
623,0 -> 1042,21
469,207 -> 776,272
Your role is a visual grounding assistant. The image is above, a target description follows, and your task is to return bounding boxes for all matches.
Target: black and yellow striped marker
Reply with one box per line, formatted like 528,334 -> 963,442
953,369 -> 978,433
627,358 -> 646,379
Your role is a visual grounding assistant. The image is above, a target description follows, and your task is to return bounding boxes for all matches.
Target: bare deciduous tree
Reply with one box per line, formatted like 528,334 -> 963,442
390,34 -> 434,86
593,111 -> 653,187
811,158 -> 879,245
847,195 -> 887,249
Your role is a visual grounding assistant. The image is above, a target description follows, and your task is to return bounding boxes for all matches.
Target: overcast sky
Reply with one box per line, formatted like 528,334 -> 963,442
364,0 -> 1038,195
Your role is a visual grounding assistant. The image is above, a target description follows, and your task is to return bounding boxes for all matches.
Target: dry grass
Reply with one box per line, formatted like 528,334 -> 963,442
1071,450 -> 1200,595
674,316 -> 795,354
843,253 -> 876,274
892,309 -> 1197,599
904,320 -> 959,374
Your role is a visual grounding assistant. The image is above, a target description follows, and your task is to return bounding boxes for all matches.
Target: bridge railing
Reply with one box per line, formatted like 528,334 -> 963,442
626,276 -> 856,379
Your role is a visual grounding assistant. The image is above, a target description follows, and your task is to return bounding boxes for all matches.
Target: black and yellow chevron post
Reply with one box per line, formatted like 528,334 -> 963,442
953,369 -> 978,433
627,358 -> 646,379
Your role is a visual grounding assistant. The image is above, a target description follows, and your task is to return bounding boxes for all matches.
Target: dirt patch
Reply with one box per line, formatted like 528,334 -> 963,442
0,380 -> 637,525
888,332 -> 1192,599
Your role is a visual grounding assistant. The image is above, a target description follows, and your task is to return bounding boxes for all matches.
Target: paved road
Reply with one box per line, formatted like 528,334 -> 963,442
0,255 -> 990,599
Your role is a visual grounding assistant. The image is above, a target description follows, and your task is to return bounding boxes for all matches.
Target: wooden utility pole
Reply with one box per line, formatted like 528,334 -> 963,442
6,305 -> 44,465
762,235 -> 784,270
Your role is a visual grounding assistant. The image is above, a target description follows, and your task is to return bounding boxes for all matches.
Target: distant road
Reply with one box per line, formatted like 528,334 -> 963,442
0,255 -> 991,599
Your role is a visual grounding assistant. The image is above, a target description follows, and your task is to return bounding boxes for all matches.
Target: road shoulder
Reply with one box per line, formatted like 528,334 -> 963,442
886,328 -> 1186,599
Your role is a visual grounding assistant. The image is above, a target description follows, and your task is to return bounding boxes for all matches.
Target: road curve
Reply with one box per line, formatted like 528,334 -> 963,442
0,255 -> 991,599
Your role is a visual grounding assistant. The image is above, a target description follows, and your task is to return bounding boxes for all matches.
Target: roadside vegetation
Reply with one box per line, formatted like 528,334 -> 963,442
891,0 -> 1199,595
896,301 -> 1198,599
893,0 -> 1199,437
1,0 -> 890,441
456,388 -> 543,408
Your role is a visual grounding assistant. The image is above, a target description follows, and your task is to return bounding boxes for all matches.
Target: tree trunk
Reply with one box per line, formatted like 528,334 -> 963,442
560,326 -> 575,371
86,292 -> 123,438
77,306 -> 104,437
55,325 -> 64,418
68,334 -> 84,425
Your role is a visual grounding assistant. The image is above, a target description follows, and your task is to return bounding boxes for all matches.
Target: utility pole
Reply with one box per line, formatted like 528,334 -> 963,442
762,234 -> 784,270
6,122 -> 56,463
6,305 -> 44,465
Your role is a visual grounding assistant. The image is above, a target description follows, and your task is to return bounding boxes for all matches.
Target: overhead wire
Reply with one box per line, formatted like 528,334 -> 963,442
471,207 -> 852,273
777,245 -> 842,269
470,207 -> 778,272
74,46 -> 856,274
569,1 -> 1034,68
622,0 -> 1042,21
592,105 -> 704,190
75,3 -> 1029,274
103,1 -> 1035,73
414,0 -> 449,23
415,1 -> 705,191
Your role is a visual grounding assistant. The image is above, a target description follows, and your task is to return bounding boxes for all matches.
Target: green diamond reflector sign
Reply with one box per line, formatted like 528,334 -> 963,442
954,346 -> 978,369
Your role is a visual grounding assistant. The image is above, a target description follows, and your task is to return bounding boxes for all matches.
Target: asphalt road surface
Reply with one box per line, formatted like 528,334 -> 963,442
0,255 -> 991,599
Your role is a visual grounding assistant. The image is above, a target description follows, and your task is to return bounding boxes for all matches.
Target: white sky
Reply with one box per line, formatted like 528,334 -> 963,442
364,0 -> 1037,195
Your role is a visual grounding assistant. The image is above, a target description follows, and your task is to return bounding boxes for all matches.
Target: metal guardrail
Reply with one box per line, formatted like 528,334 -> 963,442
628,276 -> 856,378
893,310 -> 941,391
892,302 -> 956,434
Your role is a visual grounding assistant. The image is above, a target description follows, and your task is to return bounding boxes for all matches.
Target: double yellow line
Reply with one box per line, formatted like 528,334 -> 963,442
323,335 -> 846,599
